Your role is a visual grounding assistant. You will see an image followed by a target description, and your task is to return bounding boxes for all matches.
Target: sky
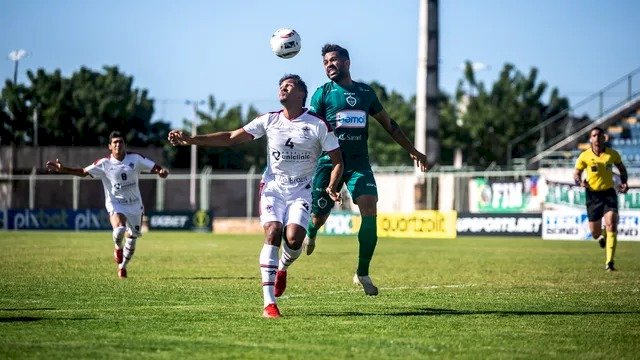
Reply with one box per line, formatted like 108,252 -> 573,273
2,0 -> 640,129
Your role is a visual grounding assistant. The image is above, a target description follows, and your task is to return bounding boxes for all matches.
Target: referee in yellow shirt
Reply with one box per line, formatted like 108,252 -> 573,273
574,127 -> 629,271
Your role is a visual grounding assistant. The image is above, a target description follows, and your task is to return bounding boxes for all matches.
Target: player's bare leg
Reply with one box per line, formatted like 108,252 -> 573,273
304,213 -> 329,255
588,220 -> 606,249
275,224 -> 305,297
260,222 -> 282,318
109,213 -> 127,272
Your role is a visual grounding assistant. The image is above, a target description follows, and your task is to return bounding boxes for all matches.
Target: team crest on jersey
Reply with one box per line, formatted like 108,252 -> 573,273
301,126 -> 311,139
128,162 -> 134,168
346,95 -> 357,107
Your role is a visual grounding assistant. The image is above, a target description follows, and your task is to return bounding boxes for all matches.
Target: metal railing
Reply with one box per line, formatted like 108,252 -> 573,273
506,66 -> 640,167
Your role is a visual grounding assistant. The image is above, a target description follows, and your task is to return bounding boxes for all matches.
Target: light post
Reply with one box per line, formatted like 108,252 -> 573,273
8,49 -> 29,84
186,100 -> 205,210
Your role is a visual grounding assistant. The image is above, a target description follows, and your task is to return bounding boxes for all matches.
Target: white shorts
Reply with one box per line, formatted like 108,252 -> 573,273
258,181 -> 311,228
109,209 -> 144,238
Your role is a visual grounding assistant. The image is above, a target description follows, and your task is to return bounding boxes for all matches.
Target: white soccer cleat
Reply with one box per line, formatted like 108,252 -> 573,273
353,274 -> 379,296
303,235 -> 316,255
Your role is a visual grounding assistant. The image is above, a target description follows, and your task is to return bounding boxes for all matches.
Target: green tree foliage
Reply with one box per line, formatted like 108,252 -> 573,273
367,81 -> 416,166
439,62 -> 569,167
170,95 -> 266,170
1,66 -> 170,146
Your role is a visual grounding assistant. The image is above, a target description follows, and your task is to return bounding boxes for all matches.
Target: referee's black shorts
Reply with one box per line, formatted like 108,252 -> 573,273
585,188 -> 618,221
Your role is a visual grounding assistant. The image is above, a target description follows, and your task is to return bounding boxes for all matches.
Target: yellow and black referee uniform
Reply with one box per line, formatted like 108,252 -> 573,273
575,146 -> 623,269
575,147 -> 621,221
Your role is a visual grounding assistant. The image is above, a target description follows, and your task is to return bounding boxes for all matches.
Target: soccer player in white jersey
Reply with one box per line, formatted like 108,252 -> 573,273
168,74 -> 343,318
45,130 -> 169,279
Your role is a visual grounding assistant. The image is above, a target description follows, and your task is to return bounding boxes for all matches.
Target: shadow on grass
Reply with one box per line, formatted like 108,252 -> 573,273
0,316 -> 95,323
311,307 -> 640,317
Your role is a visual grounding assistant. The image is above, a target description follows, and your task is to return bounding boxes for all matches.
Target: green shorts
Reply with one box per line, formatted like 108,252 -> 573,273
311,162 -> 377,216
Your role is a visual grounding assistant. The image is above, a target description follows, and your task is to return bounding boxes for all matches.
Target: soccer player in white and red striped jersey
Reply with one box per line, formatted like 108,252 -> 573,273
46,131 -> 169,279
168,74 -> 343,318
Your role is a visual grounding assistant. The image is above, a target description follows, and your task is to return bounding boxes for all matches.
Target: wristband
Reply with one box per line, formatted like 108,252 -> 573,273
574,179 -> 581,186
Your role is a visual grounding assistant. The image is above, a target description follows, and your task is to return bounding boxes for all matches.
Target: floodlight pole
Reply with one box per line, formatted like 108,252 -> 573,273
186,99 -> 206,210
8,49 -> 28,84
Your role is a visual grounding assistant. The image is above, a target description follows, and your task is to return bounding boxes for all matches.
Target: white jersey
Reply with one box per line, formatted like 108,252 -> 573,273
84,152 -> 156,214
243,109 -> 339,194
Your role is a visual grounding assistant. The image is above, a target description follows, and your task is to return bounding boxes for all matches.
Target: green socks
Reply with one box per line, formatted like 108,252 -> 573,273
357,216 -> 378,276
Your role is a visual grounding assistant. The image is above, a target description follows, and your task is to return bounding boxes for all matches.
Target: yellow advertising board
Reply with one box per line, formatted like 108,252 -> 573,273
377,210 -> 457,239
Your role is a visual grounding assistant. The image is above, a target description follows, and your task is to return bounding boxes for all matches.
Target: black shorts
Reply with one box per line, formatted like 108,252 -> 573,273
585,188 -> 618,222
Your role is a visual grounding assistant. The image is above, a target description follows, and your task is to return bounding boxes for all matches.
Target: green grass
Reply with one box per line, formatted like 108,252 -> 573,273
1,232 -> 639,359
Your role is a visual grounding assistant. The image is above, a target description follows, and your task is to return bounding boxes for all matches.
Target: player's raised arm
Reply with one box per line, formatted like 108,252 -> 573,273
372,109 -> 428,172
168,128 -> 254,148
45,159 -> 89,177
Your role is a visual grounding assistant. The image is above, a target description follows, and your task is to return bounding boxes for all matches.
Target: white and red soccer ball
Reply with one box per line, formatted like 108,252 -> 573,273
270,28 -> 301,59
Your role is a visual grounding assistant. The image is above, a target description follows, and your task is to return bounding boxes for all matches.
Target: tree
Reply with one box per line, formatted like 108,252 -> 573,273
439,62 -> 569,167
170,95 -> 266,170
367,81 -> 416,166
1,66 -> 170,146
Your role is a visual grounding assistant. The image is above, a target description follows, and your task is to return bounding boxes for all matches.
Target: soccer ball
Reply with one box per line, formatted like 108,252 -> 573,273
270,28 -> 301,59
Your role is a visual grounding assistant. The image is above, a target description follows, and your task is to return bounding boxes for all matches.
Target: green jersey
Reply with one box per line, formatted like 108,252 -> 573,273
309,81 -> 383,168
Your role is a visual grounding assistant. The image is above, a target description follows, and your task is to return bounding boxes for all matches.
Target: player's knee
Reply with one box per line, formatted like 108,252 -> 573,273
263,222 -> 283,244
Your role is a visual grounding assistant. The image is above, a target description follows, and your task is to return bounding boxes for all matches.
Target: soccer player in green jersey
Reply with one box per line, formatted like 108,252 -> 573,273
303,44 -> 428,295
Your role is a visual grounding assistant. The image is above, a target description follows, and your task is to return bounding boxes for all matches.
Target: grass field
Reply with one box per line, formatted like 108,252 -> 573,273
1,231 -> 639,359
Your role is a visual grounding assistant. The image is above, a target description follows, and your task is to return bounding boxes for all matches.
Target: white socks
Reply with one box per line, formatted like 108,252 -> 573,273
278,240 -> 302,271
259,244 -> 279,307
113,226 -> 126,249
121,237 -> 137,269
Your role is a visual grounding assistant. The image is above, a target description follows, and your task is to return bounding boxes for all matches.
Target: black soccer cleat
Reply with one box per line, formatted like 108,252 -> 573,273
605,262 -> 616,271
597,235 -> 606,249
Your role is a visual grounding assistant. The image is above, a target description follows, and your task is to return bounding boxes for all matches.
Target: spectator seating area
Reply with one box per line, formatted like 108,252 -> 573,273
576,110 -> 640,168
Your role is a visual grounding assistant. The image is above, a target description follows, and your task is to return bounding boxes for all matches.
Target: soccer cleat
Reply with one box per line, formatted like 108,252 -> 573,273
353,274 -> 379,296
597,235 -> 606,249
274,270 -> 287,297
262,303 -> 281,318
114,248 -> 123,264
303,235 -> 316,255
605,262 -> 616,271
118,267 -> 127,279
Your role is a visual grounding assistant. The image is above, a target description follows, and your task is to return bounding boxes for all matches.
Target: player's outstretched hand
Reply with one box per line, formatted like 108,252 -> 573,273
45,159 -> 62,173
326,187 -> 342,205
168,130 -> 190,146
158,168 -> 169,179
618,183 -> 629,194
411,152 -> 428,172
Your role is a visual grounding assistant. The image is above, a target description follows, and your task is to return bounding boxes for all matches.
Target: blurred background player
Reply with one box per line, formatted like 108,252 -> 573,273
304,44 -> 428,295
168,74 -> 343,318
45,130 -> 169,278
573,127 -> 628,271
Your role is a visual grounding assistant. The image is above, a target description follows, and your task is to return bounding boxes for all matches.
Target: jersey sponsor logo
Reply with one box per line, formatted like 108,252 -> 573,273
337,133 -> 362,141
113,182 -> 136,190
336,110 -> 366,128
276,175 -> 310,185
271,150 -> 312,161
